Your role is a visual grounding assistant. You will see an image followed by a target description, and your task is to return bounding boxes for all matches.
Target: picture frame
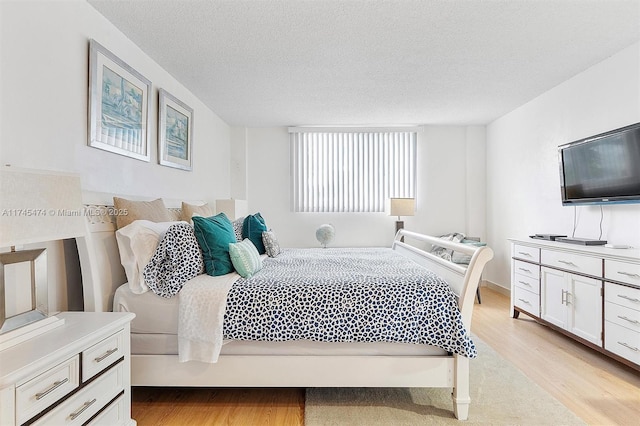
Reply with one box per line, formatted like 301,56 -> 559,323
88,39 -> 151,162
158,89 -> 194,171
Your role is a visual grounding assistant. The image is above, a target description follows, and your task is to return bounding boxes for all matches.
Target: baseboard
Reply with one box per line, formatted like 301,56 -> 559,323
480,280 -> 510,296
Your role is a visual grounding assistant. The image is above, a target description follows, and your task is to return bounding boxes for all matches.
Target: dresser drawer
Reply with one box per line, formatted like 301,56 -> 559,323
605,282 -> 640,312
89,394 -> 125,426
513,244 -> 540,263
16,355 -> 80,424
605,259 -> 640,286
82,330 -> 125,382
32,362 -> 124,426
514,286 -> 540,317
606,301 -> 640,333
541,249 -> 602,277
604,321 -> 640,365
514,273 -> 539,295
513,260 -> 539,280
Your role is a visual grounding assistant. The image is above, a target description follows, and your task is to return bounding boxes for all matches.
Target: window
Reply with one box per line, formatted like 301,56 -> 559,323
290,128 -> 417,212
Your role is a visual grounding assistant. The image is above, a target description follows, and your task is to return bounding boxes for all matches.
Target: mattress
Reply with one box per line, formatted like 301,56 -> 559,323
114,283 -> 178,334
114,284 -> 447,357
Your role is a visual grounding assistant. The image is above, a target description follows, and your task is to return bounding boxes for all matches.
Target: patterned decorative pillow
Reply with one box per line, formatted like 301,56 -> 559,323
451,239 -> 487,265
229,239 -> 263,278
430,232 -> 465,262
232,217 -> 244,242
262,230 -> 281,257
451,253 -> 471,265
143,223 -> 204,298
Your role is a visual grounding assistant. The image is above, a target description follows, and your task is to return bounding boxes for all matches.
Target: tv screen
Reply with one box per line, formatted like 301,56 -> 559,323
559,122 -> 640,205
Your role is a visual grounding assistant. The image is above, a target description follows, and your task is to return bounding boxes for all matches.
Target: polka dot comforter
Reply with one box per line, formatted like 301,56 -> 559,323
222,248 -> 477,358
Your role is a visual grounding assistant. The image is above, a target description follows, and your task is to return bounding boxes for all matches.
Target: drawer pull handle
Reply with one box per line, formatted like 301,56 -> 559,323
518,268 -> 532,273
560,290 -> 573,305
35,378 -> 69,400
518,252 -> 532,257
617,294 -> 640,303
617,315 -> 640,325
94,348 -> 118,363
69,398 -> 97,420
617,271 -> 640,279
518,281 -> 531,287
617,341 -> 639,352
517,298 -> 530,305
558,260 -> 576,266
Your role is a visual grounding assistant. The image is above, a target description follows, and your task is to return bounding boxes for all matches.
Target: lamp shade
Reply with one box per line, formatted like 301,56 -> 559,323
388,198 -> 415,218
0,167 -> 86,248
215,199 -> 248,220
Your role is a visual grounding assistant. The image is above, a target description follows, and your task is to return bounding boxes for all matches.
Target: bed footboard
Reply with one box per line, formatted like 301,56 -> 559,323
392,229 -> 493,329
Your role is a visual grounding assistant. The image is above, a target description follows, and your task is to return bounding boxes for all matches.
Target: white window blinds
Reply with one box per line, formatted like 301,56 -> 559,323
290,128 -> 417,212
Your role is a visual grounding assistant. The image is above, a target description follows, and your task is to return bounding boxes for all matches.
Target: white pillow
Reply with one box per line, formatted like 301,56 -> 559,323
115,220 -> 186,294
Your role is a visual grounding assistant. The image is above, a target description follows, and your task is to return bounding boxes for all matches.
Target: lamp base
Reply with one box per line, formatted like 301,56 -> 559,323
395,220 -> 404,242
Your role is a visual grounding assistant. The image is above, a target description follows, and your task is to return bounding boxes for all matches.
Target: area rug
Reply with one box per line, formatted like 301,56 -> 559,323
305,338 -> 585,425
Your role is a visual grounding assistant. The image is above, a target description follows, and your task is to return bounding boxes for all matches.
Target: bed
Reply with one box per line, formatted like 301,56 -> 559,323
75,195 -> 493,421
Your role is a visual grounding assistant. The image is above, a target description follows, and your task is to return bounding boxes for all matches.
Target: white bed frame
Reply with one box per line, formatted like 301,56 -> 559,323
75,196 -> 493,420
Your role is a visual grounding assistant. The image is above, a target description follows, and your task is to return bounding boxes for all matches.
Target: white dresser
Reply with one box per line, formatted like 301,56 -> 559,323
509,238 -> 640,370
0,312 -> 136,425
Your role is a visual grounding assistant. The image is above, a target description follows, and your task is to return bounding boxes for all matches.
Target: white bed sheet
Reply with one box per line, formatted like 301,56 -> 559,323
114,283 -> 448,357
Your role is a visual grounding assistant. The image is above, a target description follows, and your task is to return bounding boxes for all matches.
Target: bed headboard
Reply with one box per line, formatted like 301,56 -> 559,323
75,192 -> 185,312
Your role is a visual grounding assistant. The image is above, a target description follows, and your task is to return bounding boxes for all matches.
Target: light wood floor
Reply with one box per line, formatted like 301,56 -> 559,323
131,288 -> 640,425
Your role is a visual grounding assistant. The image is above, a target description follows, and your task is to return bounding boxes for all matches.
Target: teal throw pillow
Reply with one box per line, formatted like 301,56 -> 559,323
242,213 -> 268,254
229,239 -> 263,278
193,214 -> 237,276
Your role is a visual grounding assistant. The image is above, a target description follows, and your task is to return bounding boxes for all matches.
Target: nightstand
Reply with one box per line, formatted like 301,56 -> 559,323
0,312 -> 136,425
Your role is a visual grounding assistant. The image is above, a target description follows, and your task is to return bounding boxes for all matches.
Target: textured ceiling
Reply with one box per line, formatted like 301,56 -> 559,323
87,0 -> 640,127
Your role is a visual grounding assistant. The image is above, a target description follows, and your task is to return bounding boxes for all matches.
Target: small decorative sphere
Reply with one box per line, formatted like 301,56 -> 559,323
316,224 -> 335,248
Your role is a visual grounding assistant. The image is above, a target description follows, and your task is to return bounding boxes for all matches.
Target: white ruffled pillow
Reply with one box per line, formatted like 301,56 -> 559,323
115,220 -> 186,294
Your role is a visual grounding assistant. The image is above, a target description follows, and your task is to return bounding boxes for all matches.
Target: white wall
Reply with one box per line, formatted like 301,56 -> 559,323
485,42 -> 640,289
244,126 -> 486,248
465,126 -> 487,240
0,0 -> 231,310
229,127 -> 248,199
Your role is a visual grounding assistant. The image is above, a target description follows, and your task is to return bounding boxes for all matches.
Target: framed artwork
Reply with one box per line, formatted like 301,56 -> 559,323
158,89 -> 193,171
88,39 -> 151,162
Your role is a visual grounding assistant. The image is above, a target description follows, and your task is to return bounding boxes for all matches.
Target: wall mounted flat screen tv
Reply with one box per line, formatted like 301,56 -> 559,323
558,122 -> 640,205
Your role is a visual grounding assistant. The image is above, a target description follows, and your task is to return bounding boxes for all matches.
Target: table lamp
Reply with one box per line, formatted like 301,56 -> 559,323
0,166 -> 86,350
389,197 -> 415,235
